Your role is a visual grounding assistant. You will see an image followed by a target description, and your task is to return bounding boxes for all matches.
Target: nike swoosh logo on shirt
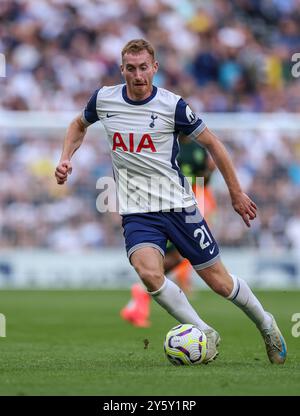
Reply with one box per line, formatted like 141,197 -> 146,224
106,113 -> 119,118
209,245 -> 216,255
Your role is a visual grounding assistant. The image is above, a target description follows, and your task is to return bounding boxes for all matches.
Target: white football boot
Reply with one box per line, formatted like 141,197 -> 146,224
203,329 -> 221,364
259,313 -> 287,364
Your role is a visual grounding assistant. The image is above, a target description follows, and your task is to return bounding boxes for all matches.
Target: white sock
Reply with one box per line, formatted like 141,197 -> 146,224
227,274 -> 272,330
149,277 -> 212,331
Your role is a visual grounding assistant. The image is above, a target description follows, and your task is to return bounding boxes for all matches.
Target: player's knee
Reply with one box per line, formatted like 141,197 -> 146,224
200,270 -> 232,296
198,261 -> 233,297
134,267 -> 164,291
210,280 -> 232,297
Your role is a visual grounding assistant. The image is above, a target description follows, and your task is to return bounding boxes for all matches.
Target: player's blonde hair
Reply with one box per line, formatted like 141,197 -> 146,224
121,39 -> 155,62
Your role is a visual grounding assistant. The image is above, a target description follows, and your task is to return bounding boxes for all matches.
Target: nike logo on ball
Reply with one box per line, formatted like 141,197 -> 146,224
106,113 -> 118,118
209,245 -> 216,255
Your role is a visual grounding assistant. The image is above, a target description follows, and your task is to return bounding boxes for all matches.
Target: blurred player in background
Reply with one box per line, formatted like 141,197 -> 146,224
120,139 -> 217,327
55,39 -> 287,364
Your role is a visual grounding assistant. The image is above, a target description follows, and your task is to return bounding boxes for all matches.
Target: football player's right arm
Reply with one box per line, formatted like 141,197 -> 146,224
55,89 -> 99,185
55,114 -> 87,185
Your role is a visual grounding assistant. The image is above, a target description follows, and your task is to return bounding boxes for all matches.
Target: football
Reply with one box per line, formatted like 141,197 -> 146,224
164,324 -> 207,366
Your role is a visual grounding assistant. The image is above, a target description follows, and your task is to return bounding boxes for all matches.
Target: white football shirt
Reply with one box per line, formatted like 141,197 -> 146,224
82,84 -> 206,214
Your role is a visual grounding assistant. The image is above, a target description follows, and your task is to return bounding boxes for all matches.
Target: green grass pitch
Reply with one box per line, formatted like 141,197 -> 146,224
0,289 -> 299,396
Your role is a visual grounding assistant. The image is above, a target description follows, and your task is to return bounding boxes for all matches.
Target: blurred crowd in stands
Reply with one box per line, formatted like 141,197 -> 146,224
1,127 -> 300,252
1,0 -> 300,112
1,0 -> 300,252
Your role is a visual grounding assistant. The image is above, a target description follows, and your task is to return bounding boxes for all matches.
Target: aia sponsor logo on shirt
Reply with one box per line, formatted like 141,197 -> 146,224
112,132 -> 157,152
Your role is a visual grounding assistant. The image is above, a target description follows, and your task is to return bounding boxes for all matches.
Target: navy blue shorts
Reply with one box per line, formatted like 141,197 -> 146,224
121,206 -> 220,270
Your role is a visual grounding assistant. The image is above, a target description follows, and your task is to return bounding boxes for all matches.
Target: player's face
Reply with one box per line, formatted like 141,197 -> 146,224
121,51 -> 158,101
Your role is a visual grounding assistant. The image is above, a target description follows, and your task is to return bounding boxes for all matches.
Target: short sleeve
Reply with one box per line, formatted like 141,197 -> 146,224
81,89 -> 100,126
174,98 -> 206,139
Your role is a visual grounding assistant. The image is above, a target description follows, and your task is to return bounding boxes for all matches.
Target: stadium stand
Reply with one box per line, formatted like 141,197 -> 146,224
1,0 -> 300,253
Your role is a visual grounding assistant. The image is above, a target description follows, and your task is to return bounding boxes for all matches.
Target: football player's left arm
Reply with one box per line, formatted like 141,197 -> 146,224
195,127 -> 257,227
